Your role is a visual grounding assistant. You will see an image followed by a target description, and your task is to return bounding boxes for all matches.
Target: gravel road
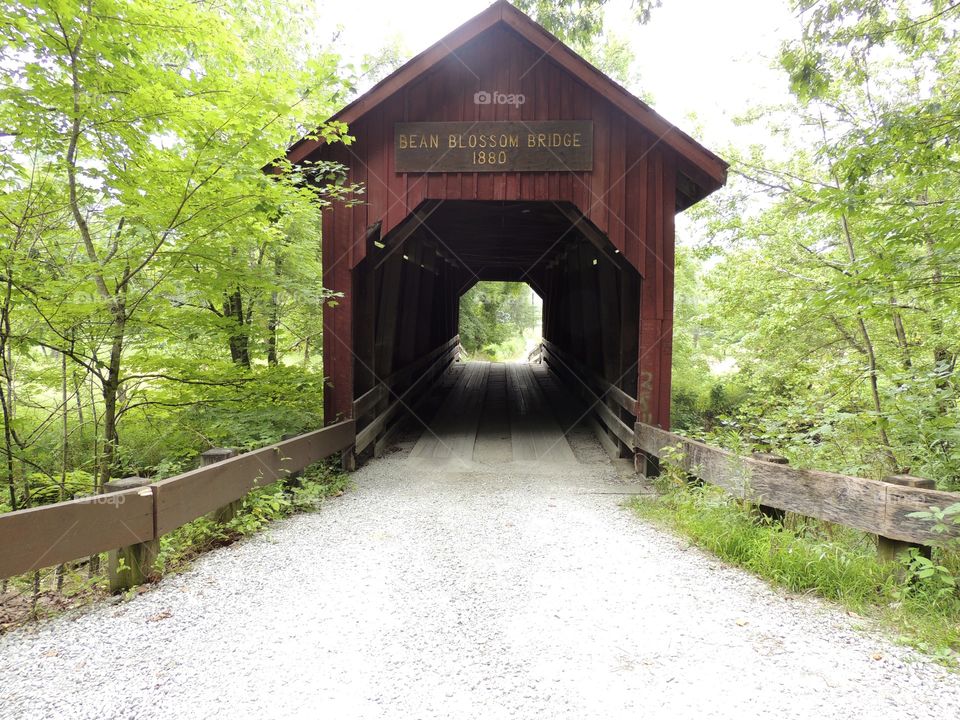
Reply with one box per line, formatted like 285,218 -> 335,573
2,450 -> 959,719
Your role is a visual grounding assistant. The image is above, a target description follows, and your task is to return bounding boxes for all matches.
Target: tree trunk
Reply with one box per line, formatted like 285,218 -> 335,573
0,275 -> 15,511
98,300 -> 126,491
839,215 -> 899,471
224,289 -> 251,368
267,290 -> 279,367
890,297 -> 911,371
98,348 -> 121,491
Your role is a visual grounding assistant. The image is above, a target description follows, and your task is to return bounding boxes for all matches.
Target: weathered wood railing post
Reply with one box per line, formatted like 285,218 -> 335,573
751,452 -> 789,523
878,475 -> 936,564
105,476 -> 158,593
635,449 -> 659,478
341,445 -> 357,472
201,448 -> 239,524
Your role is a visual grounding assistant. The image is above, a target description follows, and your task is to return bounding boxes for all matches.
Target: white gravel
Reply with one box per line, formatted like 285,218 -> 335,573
2,452 -> 959,719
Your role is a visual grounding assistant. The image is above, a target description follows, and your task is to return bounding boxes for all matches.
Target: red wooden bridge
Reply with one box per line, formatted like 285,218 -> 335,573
4,0 -> 956,596
287,0 -> 727,466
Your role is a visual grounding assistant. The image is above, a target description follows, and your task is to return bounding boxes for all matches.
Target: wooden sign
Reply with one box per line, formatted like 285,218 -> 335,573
395,121 -> 593,172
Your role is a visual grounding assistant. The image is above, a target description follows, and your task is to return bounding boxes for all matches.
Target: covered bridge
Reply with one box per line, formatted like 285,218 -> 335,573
286,0 -> 727,464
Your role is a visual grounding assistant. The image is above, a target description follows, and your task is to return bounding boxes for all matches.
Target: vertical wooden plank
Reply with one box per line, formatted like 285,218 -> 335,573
375,248 -> 404,385
365,110 -> 388,230
546,64 -> 562,199
405,75 -> 428,211
597,260 -> 621,383
322,189 -> 354,423
571,79 -> 590,214
384,94 -> 407,237
425,66 -> 446,199
654,150 -> 665,321
623,128 -> 645,274
493,34 -> 509,202
475,30 -> 496,201
352,249 -> 377,398
638,146 -> 666,428
460,37 -> 479,201
519,42 -> 536,201
397,240 -> 424,370
558,73 -> 574,202
347,118 -> 369,267
533,59 -> 548,201
659,155 -> 677,429
620,269 -> 640,399
588,99 -> 609,233
505,34 -> 521,201
607,110 -> 626,255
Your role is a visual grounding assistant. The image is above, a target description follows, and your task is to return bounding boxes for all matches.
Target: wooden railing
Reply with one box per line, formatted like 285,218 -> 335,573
353,336 -> 460,457
541,339 -> 636,457
0,420 -> 355,580
635,422 -> 960,546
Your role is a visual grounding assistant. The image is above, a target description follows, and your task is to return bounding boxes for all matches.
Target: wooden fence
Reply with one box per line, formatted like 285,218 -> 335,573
0,420 -> 355,580
353,335 -> 460,457
540,340 -> 636,458
635,422 -> 960,545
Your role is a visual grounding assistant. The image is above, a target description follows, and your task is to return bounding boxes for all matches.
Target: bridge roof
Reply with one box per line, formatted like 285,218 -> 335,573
286,0 -> 728,201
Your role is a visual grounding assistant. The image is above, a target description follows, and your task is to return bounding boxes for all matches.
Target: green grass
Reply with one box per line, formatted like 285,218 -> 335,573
629,477 -> 960,665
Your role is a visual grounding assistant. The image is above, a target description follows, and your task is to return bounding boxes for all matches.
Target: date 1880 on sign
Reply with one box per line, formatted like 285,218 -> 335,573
394,121 -> 593,173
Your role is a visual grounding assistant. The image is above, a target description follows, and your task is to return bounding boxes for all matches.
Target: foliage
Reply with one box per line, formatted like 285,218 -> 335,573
0,0 -> 358,510
672,0 -> 960,489
510,0 -> 659,87
458,282 -> 541,361
670,246 -> 748,430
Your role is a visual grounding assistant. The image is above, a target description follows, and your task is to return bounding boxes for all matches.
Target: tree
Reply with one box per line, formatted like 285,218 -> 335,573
511,0 -> 661,86
459,282 -> 541,359
0,0 -> 356,492
686,0 -> 960,485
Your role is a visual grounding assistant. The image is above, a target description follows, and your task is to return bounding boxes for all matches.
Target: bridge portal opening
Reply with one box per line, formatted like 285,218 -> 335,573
458,281 -> 542,362
347,200 -> 643,464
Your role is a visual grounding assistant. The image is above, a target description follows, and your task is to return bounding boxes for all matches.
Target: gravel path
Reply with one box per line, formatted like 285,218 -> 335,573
2,451 -> 959,719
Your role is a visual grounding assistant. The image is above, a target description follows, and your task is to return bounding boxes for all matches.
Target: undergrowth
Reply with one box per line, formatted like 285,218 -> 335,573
630,448 -> 960,666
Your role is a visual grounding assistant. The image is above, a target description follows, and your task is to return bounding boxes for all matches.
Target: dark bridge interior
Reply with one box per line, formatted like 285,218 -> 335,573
350,200 -> 642,463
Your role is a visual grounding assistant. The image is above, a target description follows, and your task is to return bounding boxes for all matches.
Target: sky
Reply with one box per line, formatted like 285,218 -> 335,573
315,0 -> 800,154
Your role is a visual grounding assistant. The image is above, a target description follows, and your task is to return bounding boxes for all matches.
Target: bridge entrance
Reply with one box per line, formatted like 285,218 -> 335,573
284,1 -> 727,466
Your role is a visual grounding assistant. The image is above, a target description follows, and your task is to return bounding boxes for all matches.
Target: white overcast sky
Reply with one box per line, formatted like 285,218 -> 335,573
316,0 -> 800,153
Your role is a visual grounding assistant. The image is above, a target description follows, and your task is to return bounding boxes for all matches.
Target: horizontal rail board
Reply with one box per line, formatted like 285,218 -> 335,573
0,488 -> 154,578
542,343 -> 635,447
155,420 -> 355,535
355,344 -> 457,454
0,420 -> 355,579
542,340 -> 637,415
353,385 -> 387,418
635,423 -> 960,545
353,337 -> 458,423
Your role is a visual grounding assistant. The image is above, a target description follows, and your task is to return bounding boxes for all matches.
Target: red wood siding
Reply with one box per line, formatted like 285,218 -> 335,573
314,25 -> 685,431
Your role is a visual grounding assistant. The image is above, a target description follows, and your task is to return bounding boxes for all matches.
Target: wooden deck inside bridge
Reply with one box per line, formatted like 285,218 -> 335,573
409,361 -> 577,466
